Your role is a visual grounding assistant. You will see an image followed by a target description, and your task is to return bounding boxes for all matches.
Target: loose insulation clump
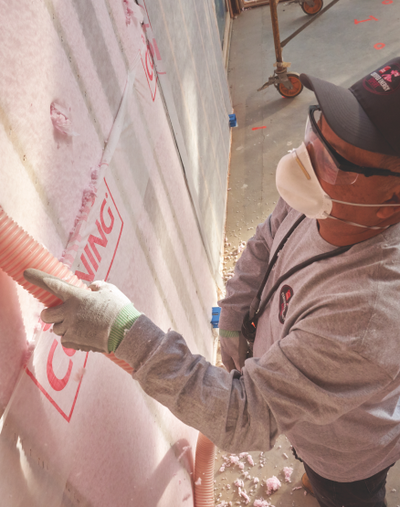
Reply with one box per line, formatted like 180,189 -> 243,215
264,476 -> 281,495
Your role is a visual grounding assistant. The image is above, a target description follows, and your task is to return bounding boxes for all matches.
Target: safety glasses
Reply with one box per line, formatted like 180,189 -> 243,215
305,105 -> 400,185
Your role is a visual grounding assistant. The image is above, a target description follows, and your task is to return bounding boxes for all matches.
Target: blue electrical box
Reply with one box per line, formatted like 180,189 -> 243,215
211,307 -> 221,328
229,113 -> 238,128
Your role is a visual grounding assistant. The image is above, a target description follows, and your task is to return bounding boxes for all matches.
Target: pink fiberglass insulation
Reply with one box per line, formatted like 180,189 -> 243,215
214,448 -> 299,505
0,269 -> 29,414
247,454 -> 255,466
265,476 -> 281,495
219,453 -> 248,473
283,466 -> 293,482
234,478 -> 251,504
0,0 -> 221,505
50,102 -> 79,137
0,1 -> 105,241
254,499 -> 274,507
234,479 -> 244,488
63,167 -> 98,264
238,487 -> 250,504
122,0 -> 144,26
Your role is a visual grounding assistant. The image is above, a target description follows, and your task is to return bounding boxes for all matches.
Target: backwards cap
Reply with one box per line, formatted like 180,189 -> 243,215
300,57 -> 400,157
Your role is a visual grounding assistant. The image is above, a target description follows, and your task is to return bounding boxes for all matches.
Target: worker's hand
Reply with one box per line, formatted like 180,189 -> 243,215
219,330 -> 248,372
23,269 -> 141,353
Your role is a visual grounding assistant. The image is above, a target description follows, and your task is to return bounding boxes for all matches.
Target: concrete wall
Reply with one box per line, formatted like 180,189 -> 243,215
0,1 -> 231,505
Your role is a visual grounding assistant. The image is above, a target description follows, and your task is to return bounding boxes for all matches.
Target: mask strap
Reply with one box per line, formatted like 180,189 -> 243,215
323,213 -> 390,230
331,198 -> 400,208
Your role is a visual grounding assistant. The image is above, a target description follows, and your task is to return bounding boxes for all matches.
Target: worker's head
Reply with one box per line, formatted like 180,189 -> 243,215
276,57 -> 400,245
301,57 -> 400,160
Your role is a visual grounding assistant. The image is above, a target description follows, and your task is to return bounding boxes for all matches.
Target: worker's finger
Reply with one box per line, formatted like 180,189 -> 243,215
24,268 -> 84,302
61,338 -> 92,352
24,268 -> 56,294
233,358 -> 244,373
222,356 -> 236,373
61,335 -> 104,353
52,321 -> 67,337
43,276 -> 84,302
41,305 -> 65,324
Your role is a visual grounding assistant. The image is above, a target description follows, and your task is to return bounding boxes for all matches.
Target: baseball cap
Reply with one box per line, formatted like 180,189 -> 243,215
300,57 -> 400,157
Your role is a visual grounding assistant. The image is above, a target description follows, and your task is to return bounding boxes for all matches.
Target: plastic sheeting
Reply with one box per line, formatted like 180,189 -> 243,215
0,1 -> 229,505
139,0 -> 232,282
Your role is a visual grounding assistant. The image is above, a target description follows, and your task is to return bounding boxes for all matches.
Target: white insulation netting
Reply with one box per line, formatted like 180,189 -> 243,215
0,1 -> 230,505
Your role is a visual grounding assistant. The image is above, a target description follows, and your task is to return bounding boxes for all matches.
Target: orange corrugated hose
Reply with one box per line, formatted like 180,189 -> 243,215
193,433 -> 216,507
0,206 -> 216,507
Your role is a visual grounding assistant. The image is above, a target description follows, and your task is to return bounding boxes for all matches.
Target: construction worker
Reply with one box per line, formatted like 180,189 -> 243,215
25,57 -> 400,507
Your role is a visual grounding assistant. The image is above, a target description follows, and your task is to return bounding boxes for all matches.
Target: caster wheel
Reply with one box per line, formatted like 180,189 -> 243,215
275,73 -> 303,98
301,0 -> 323,15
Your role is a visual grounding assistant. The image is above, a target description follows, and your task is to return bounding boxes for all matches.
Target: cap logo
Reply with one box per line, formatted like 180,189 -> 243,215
363,63 -> 400,95
278,284 -> 293,324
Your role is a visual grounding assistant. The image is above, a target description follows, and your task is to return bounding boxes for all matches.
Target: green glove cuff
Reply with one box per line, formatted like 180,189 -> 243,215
108,303 -> 142,352
219,329 -> 240,339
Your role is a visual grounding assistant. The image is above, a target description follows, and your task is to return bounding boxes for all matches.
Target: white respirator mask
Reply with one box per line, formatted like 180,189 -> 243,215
275,143 -> 395,230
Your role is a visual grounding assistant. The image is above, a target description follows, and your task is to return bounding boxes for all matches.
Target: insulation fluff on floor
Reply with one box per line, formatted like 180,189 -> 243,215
213,435 -> 313,507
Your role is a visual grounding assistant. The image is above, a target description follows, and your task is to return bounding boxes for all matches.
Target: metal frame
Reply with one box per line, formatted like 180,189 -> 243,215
258,0 -> 293,91
238,0 -> 283,9
257,0 -> 340,93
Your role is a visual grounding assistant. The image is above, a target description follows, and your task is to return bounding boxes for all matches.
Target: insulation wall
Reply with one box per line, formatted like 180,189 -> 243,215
141,0 -> 232,280
0,1 -> 231,505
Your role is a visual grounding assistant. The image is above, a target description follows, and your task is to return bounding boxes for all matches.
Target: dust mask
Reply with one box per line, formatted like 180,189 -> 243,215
275,143 -> 394,230
276,143 -> 332,219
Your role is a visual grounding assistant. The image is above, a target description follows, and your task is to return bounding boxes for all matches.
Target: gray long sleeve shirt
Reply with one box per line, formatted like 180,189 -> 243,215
116,198 -> 400,482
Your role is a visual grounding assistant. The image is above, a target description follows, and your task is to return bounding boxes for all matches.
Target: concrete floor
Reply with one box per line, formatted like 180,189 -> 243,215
216,0 -> 400,505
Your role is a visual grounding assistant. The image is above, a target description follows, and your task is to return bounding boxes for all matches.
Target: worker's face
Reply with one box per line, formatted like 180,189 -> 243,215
316,116 -> 400,245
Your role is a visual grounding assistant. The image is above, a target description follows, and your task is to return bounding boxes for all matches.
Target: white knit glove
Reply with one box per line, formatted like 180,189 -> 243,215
219,330 -> 249,372
24,269 -> 141,353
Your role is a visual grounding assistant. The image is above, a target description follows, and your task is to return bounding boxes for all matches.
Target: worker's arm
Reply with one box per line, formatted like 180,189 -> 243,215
115,313 -> 392,453
218,198 -> 292,371
22,268 -> 393,454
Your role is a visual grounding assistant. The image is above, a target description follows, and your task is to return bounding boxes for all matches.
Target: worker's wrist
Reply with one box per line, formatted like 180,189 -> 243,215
108,303 -> 142,352
219,329 -> 240,339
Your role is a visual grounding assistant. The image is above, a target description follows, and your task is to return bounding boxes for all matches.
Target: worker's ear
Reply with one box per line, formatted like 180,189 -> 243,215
377,187 -> 400,219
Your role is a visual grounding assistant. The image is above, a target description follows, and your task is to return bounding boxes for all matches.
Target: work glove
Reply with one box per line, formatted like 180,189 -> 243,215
219,330 -> 249,372
23,269 -> 141,353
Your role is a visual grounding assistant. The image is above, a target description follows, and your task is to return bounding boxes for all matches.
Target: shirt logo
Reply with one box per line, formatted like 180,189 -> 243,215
363,63 -> 400,95
279,285 -> 293,324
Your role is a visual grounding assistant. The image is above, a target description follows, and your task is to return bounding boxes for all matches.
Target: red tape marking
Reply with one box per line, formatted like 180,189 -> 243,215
354,15 -> 378,24
374,43 -> 386,50
252,126 -> 266,130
